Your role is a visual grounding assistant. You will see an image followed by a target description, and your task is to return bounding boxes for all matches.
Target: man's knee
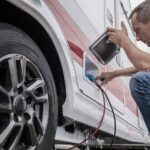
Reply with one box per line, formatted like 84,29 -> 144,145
129,72 -> 147,103
130,71 -> 150,91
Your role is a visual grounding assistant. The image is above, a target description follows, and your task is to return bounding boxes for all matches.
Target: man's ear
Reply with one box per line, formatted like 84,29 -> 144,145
121,21 -> 128,36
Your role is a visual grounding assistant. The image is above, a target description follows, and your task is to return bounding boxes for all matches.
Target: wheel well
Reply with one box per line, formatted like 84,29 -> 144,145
0,1 -> 66,123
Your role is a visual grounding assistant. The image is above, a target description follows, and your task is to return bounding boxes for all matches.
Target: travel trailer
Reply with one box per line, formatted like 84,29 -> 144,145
0,0 -> 150,149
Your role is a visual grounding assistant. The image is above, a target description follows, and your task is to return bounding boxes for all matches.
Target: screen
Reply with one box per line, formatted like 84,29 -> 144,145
90,32 -> 119,64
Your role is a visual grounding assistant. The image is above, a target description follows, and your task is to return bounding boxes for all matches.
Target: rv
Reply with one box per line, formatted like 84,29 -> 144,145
0,0 -> 149,149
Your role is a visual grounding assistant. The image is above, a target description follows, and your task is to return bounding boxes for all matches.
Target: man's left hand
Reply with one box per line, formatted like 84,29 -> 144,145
107,21 -> 129,46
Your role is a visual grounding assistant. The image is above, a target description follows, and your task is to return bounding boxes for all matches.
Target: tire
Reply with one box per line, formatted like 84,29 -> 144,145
0,24 -> 58,150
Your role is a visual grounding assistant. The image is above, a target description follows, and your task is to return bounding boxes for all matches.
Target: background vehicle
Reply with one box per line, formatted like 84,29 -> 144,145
0,0 -> 149,149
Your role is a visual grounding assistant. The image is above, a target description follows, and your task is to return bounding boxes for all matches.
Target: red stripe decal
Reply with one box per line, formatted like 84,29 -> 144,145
68,41 -> 83,59
107,66 -> 137,115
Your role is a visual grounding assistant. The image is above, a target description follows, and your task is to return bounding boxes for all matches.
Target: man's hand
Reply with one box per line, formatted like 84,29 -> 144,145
95,71 -> 116,85
107,21 -> 129,46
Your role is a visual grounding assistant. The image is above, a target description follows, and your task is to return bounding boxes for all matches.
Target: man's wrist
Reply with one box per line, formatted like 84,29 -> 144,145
112,70 -> 120,77
120,36 -> 133,50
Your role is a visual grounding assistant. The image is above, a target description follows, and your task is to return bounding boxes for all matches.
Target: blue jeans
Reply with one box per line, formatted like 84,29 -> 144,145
130,71 -> 150,132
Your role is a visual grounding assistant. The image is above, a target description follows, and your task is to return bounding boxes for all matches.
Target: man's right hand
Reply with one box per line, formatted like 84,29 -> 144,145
95,71 -> 116,85
107,21 -> 129,47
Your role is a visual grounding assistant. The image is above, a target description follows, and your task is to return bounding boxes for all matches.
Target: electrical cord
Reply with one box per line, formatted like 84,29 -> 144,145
94,81 -> 116,150
66,82 -> 106,150
65,77 -> 116,150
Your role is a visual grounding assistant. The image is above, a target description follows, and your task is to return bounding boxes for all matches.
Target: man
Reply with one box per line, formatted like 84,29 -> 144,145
96,0 -> 150,132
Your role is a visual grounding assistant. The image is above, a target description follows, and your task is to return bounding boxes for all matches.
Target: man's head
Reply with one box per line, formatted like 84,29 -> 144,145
129,0 -> 150,46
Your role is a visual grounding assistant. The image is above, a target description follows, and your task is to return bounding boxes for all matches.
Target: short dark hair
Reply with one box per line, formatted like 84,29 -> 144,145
129,0 -> 150,24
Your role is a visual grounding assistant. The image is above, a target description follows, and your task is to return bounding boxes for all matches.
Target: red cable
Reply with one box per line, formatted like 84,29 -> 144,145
67,88 -> 106,150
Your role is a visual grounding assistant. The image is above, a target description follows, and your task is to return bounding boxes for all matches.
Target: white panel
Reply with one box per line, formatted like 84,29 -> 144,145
76,0 -> 105,33
59,0 -> 105,42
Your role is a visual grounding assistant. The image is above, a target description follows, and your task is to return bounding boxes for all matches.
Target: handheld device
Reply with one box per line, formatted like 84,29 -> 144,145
89,31 -> 120,65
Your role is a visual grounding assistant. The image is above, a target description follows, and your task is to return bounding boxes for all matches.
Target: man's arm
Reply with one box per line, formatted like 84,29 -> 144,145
113,66 -> 138,77
107,22 -> 150,71
96,66 -> 138,85
121,37 -> 150,71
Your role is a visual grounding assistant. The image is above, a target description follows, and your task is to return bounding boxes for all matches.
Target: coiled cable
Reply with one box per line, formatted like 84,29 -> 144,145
66,78 -> 116,150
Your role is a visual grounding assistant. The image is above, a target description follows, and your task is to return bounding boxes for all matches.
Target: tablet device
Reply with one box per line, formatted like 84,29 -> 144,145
89,31 -> 120,65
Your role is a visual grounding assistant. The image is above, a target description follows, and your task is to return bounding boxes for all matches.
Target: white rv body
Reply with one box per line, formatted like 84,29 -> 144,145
3,0 -> 150,149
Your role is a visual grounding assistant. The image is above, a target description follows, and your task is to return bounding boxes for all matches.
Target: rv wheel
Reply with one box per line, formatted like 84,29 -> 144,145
0,24 -> 58,150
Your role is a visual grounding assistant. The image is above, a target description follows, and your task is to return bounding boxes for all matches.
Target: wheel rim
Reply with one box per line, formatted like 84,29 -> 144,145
0,54 -> 49,150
